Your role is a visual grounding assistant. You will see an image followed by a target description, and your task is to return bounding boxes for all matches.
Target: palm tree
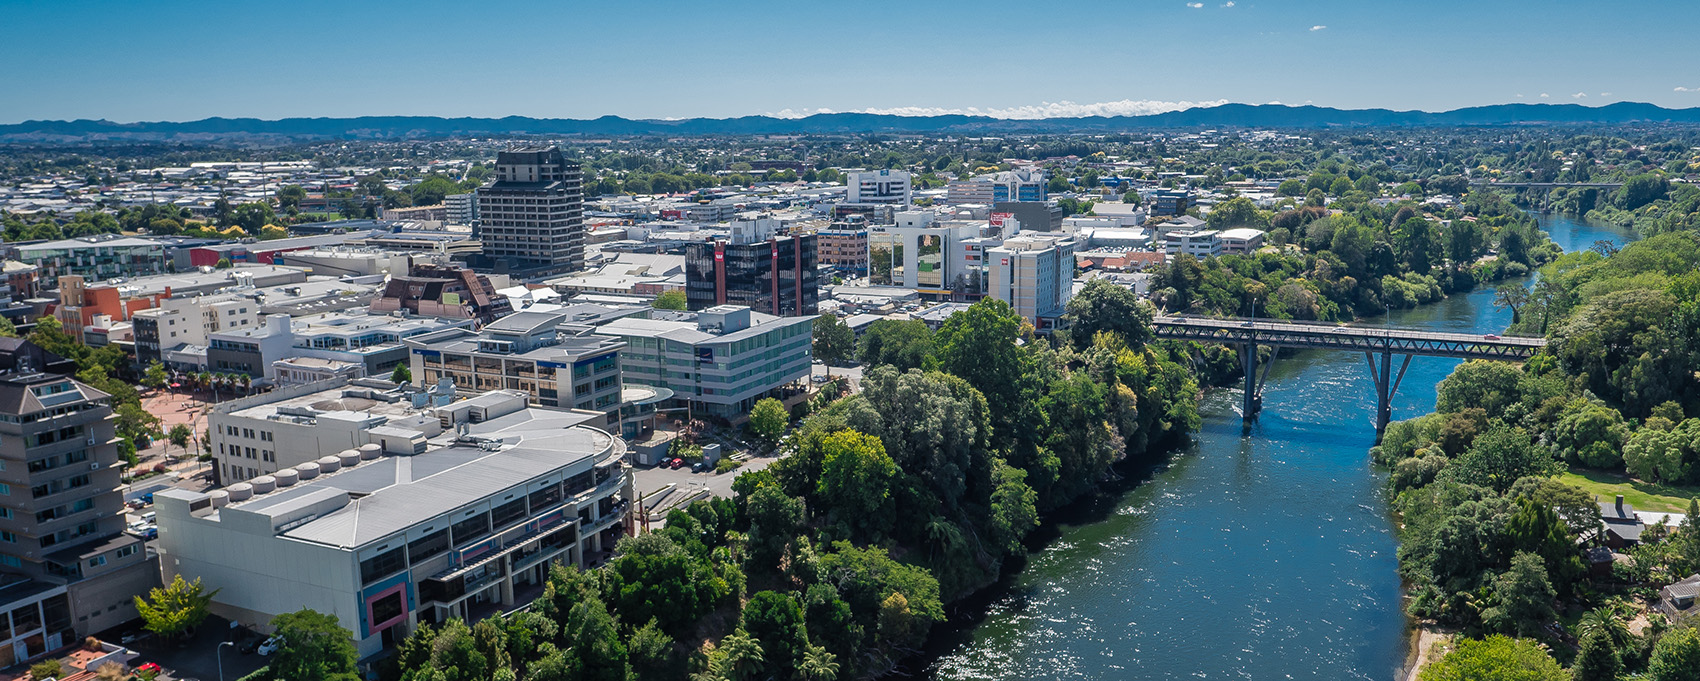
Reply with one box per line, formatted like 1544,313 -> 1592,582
714,629 -> 765,681
1575,606 -> 1631,650
796,644 -> 839,681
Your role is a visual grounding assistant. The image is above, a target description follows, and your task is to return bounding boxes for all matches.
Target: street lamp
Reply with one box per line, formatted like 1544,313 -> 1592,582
217,641 -> 234,681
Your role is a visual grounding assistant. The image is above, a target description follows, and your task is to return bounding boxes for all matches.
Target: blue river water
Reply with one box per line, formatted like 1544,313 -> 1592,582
919,213 -> 1632,680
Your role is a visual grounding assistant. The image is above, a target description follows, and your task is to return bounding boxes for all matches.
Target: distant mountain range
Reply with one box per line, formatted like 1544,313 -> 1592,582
6,102 -> 1700,142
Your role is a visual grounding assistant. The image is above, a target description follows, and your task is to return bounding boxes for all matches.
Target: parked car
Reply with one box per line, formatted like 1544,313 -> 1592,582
140,526 -> 158,540
257,636 -> 282,656
691,461 -> 708,473
667,458 -> 685,469
136,662 -> 162,674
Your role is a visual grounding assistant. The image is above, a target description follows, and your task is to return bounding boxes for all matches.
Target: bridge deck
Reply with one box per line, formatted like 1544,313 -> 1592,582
1152,316 -> 1544,360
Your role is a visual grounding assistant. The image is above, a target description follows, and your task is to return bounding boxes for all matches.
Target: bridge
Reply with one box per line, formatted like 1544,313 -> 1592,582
1152,316 -> 1547,437
1467,181 -> 1623,189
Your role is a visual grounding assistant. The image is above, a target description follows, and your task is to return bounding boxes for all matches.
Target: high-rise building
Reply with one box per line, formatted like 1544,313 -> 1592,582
992,168 -> 1047,203
477,147 -> 585,272
0,341 -> 158,651
685,220 -> 817,316
444,193 -> 478,225
986,234 -> 1079,330
845,170 -> 912,206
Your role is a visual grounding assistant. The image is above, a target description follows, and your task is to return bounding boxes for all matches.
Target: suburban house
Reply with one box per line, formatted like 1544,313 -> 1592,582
1662,574 -> 1700,618
1598,495 -> 1645,548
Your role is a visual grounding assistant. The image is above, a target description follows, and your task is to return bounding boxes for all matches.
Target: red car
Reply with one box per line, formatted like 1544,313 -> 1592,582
136,662 -> 163,674
668,458 -> 685,469
1484,334 -> 1501,340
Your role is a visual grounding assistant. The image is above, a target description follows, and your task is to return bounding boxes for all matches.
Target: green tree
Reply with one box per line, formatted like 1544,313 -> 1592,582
625,618 -> 680,681
748,397 -> 788,446
1493,284 -> 1530,325
711,629 -> 766,681
1573,613 -> 1627,681
1419,635 -> 1564,680
745,485 -> 807,575
1482,552 -> 1556,637
142,360 -> 169,390
741,591 -> 808,679
133,575 -> 217,639
812,313 -> 855,369
934,298 -> 1032,446
1205,196 -> 1265,230
1616,173 -> 1670,211
563,597 -> 628,681
796,643 -> 839,681
390,363 -> 412,385
0,316 -> 16,338
269,609 -> 359,681
856,319 -> 934,371
1649,626 -> 1700,681
215,257 -> 233,269
1064,279 -> 1153,350
1446,424 -> 1557,493
652,290 -> 688,310
814,429 -> 898,541
1435,360 -> 1524,416
168,423 -> 192,453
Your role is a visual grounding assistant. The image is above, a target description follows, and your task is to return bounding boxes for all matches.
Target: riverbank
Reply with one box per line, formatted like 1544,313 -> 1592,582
915,213 -> 1632,680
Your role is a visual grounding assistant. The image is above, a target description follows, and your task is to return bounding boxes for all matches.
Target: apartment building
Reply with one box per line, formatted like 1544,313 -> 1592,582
404,311 -> 626,411
132,294 -> 262,369
13,237 -> 167,289
815,226 -> 869,275
991,168 -> 1047,203
445,193 -> 477,225
986,234 -> 1078,328
477,147 -> 585,272
158,398 -> 629,658
381,204 -> 448,224
0,351 -> 157,660
595,306 -> 812,421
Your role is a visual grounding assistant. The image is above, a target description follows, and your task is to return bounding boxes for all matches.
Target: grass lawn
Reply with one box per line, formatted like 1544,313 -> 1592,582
1559,469 -> 1700,515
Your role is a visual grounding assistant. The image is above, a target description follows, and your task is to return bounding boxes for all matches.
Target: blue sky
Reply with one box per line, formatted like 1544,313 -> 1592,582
4,0 -> 1699,123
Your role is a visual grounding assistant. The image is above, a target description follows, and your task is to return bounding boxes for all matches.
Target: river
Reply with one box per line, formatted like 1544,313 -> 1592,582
918,213 -> 1632,680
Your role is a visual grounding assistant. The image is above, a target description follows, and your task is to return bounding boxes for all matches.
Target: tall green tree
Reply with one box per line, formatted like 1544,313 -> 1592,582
747,397 -> 788,446
812,313 -> 855,369
133,575 -> 217,639
269,609 -> 360,681
1064,279 -> 1153,350
1482,552 -> 1556,637
1649,626 -> 1700,681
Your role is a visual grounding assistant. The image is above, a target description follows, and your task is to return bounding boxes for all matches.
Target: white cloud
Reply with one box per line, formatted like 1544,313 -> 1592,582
1571,92 -> 1587,99
1186,2 -> 1203,7
1678,86 -> 1699,92
1221,1 -> 1235,6
1600,92 -> 1611,97
1266,101 -> 1283,105
1540,93 -> 1550,98
767,99 -> 1230,120
1515,94 -> 1525,98
1309,25 -> 1327,31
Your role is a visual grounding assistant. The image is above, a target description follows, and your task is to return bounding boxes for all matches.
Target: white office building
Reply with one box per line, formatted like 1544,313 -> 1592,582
845,170 -> 912,206
594,306 -> 812,420
1164,229 -> 1223,257
157,397 -> 630,658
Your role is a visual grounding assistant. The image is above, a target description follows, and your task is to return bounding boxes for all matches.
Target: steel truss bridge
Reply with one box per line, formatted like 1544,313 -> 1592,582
1152,316 -> 1546,437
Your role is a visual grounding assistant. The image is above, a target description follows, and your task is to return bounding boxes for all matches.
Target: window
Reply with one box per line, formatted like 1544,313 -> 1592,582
87,556 -> 106,568
115,544 -> 137,559
369,590 -> 404,625
451,513 -> 490,547
0,531 -> 14,543
408,529 -> 449,563
490,498 -> 526,529
359,547 -> 406,585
